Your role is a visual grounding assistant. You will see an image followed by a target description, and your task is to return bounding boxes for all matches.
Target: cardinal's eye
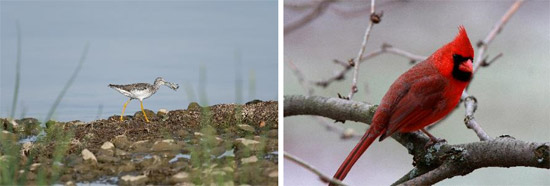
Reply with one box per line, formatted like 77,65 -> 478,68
453,54 -> 465,63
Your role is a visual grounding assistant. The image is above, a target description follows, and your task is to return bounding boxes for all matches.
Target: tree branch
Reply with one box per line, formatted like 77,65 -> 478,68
462,93 -> 492,141
284,95 -> 430,148
285,152 -> 348,186
284,0 -> 335,35
287,60 -> 362,139
284,95 -> 550,185
473,0 -> 525,72
447,0 -> 525,143
347,0 -> 380,100
382,43 -> 427,63
314,44 -> 427,88
287,60 -> 314,96
284,95 -> 376,124
395,137 -> 550,185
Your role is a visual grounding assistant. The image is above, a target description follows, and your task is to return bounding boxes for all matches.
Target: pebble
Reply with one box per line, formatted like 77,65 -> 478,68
237,124 -> 256,132
194,132 -> 204,137
170,171 -> 190,183
81,149 -> 97,166
99,142 -> 115,156
30,163 -> 41,171
151,139 -> 181,151
268,170 -> 278,178
158,109 -> 168,115
131,140 -> 152,152
65,180 -> 76,186
97,154 -> 120,163
120,174 -> 148,186
112,135 -> 132,150
235,138 -> 261,151
118,161 -> 136,172
115,148 -> 128,156
241,156 -> 258,164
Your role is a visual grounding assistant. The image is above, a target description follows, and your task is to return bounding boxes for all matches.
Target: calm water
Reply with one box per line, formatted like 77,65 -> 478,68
1,1 -> 277,122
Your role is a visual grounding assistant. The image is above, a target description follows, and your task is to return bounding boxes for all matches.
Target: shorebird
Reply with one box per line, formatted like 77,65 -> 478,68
108,77 -> 179,122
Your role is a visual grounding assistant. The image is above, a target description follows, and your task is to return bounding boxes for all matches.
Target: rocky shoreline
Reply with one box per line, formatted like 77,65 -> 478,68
0,100 -> 278,185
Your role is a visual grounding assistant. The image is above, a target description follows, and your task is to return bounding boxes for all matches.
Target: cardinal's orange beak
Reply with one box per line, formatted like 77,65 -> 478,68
459,59 -> 473,72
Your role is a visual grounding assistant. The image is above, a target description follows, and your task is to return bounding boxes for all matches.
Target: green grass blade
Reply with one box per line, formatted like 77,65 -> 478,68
249,69 -> 256,101
235,50 -> 242,104
183,82 -> 197,103
198,62 -> 209,106
10,21 -> 22,119
44,42 -> 89,122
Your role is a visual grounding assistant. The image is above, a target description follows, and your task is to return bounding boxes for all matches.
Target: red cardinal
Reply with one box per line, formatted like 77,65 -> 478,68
331,26 -> 474,184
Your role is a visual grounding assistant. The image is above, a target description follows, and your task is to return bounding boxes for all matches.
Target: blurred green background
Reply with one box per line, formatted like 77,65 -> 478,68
284,1 -> 549,185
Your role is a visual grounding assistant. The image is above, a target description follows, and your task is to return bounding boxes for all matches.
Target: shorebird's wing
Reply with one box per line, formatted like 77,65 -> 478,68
126,83 -> 150,91
109,83 -> 148,91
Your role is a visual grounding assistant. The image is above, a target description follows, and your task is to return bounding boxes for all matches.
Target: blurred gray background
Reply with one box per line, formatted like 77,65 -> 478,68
285,0 -> 549,185
1,1 -> 277,122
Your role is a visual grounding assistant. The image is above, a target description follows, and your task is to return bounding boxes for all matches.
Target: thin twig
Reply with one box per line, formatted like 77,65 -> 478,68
315,49 -> 382,88
315,116 -> 362,140
333,59 -> 351,67
462,93 -> 492,141
331,3 -> 371,18
285,0 -> 335,35
288,59 -> 355,138
288,59 -> 362,139
473,0 -> 524,72
287,60 -> 314,95
480,53 -> 503,67
284,0 -> 321,9
347,0 -> 378,100
314,44 -> 427,89
382,43 -> 427,63
284,152 -> 348,186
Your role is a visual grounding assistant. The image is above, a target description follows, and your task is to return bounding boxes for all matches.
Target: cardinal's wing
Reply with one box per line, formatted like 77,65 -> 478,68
379,74 -> 447,141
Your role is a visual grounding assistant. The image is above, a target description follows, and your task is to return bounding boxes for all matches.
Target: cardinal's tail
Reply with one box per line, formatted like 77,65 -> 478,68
329,128 -> 380,185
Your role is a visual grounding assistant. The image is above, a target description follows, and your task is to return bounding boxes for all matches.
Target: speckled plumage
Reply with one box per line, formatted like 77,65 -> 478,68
109,77 -> 179,122
109,77 -> 179,101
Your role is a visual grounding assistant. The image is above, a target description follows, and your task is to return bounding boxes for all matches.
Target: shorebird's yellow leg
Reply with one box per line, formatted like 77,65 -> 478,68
120,99 -> 132,121
139,100 -> 150,122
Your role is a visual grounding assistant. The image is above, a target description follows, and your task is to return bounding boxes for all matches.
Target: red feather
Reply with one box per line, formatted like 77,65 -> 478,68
330,26 -> 474,184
